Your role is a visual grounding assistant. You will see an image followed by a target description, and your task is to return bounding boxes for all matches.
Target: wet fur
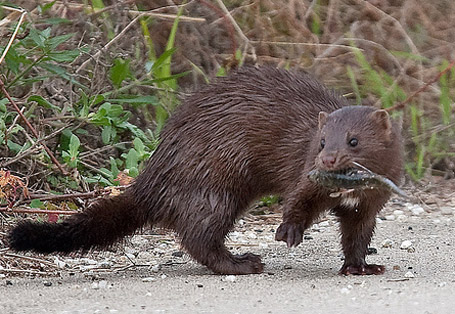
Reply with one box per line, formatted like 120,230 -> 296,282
8,67 -> 403,275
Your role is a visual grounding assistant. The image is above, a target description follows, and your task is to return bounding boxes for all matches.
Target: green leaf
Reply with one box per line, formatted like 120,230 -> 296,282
125,148 -> 139,170
346,66 -> 361,105
27,95 -> 61,111
151,48 -> 177,72
109,157 -> 120,179
92,0 -> 106,9
390,51 -> 430,62
43,17 -> 72,25
110,58 -> 131,88
69,134 -> 80,156
28,28 -> 46,48
133,137 -> 145,154
141,71 -> 189,85
46,33 -> 74,50
0,98 -> 8,112
7,140 -> 23,153
128,167 -> 139,178
48,49 -> 80,62
30,199 -> 44,208
216,67 -> 227,77
108,95 -> 158,105
38,0 -> 56,14
39,62 -> 87,88
101,126 -> 114,144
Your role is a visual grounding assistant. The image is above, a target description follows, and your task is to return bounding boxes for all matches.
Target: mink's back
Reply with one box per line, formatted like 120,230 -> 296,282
132,67 -> 347,222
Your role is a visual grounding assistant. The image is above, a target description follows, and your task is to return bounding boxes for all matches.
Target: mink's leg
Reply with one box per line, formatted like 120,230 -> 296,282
333,202 -> 384,275
175,195 -> 263,275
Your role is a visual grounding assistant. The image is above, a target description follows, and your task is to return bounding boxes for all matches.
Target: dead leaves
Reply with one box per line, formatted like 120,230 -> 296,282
0,169 -> 29,207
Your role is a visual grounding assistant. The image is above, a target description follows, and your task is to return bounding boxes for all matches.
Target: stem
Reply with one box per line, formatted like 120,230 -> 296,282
6,54 -> 46,89
0,76 -> 68,175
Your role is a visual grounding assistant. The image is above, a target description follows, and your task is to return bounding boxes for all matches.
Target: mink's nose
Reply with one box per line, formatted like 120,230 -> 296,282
321,154 -> 337,169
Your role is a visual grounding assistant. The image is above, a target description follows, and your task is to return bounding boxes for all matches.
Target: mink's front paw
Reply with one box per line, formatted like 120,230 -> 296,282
275,222 -> 303,247
339,263 -> 385,275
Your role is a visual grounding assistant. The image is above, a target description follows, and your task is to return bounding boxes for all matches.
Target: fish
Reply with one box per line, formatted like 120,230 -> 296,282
308,168 -> 408,199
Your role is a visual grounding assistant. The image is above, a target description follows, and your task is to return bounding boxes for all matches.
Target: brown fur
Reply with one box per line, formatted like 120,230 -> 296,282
8,67 -> 403,275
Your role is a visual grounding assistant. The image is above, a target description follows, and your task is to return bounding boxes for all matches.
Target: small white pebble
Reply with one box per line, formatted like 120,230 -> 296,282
393,210 -> 404,216
125,253 -> 135,260
150,265 -> 160,273
404,271 -> 415,278
160,274 -> 167,279
224,275 -> 236,282
440,207 -> 453,216
142,277 -> 156,282
91,282 -> 99,290
145,292 -> 152,296
98,280 -> 108,289
340,287 -> 350,294
385,215 -> 396,221
410,205 -> 425,216
259,242 -> 269,249
382,239 -> 394,248
438,282 -> 447,287
400,240 -> 413,249
54,257 -> 67,269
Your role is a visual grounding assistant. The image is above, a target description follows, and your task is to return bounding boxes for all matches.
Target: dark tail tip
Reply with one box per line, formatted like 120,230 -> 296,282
7,192 -> 144,254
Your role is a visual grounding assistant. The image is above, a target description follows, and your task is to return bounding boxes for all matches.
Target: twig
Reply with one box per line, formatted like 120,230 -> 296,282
211,0 -> 257,62
128,10 -> 205,22
354,0 -> 424,102
0,207 -> 78,215
386,60 -> 455,112
2,184 -> 129,207
250,40 -> 364,52
0,268 -> 50,275
86,0 -> 136,18
2,253 -> 58,268
354,0 -> 421,57
199,0 -> 237,57
76,14 -> 144,74
304,0 -> 318,20
1,126 -> 66,167
0,5 -> 27,65
0,185 -> 130,214
79,141 -> 131,158
0,77 -> 68,175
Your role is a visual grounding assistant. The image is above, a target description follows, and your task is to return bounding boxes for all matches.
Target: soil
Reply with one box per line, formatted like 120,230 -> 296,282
1,181 -> 454,313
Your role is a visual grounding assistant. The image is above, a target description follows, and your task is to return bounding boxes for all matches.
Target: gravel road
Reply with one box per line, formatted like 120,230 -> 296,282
1,198 -> 454,314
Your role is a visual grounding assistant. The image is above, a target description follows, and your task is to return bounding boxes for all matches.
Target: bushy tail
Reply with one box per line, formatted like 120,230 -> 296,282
8,191 -> 145,253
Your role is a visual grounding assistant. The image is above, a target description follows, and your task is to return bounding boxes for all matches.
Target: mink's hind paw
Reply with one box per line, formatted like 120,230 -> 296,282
213,253 -> 264,275
340,264 -> 385,275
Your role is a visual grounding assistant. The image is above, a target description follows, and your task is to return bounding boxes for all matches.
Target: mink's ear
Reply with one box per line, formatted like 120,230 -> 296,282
318,111 -> 329,130
370,109 -> 392,141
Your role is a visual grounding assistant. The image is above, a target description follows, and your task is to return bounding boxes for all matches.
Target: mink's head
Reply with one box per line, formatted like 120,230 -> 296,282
314,106 -> 403,179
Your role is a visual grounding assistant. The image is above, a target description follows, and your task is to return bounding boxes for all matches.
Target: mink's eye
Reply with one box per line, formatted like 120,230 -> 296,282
320,138 -> 325,149
349,138 -> 358,147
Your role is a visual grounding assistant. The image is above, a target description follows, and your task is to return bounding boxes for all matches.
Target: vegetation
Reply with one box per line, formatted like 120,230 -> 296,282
0,1 -> 454,212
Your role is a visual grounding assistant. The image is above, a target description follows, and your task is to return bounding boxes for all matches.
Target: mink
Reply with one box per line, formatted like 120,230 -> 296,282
8,67 -> 403,275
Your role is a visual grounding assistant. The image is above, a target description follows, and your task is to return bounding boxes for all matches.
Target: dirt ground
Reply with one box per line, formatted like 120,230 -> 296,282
1,183 -> 455,314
